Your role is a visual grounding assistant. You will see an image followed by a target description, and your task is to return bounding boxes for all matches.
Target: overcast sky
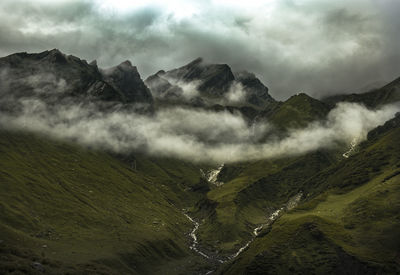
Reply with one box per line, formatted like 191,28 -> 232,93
0,0 -> 399,100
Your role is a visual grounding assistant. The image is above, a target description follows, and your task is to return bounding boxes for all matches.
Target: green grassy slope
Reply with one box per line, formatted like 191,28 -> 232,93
0,129 -> 209,274
188,92 -> 342,254
1,94 -> 398,274
220,116 -> 400,274
261,93 -> 330,130
186,95 -> 340,256
0,93 -> 345,273
193,150 -> 338,256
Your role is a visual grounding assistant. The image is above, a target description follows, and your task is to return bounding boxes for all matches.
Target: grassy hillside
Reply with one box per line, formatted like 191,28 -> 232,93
0,92 -> 343,273
0,95 -> 398,274
185,92 -> 343,255
191,150 -> 339,257
220,116 -> 400,274
183,94 -> 344,256
0,128 -> 210,274
260,93 -> 330,130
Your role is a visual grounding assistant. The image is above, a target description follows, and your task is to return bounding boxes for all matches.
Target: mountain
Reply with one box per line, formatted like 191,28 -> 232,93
234,71 -> 275,107
323,76 -> 400,108
165,57 -> 235,96
0,49 -> 399,274
221,114 -> 400,274
261,93 -> 331,129
145,70 -> 189,103
145,58 -> 275,109
0,49 -> 153,106
101,60 -> 153,104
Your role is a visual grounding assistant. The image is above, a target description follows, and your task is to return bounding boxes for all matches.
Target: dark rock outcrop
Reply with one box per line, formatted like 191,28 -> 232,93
101,60 -> 153,104
144,71 -> 183,100
235,71 -> 275,107
0,49 -> 153,106
164,57 -> 235,96
323,76 -> 400,108
145,58 -> 275,109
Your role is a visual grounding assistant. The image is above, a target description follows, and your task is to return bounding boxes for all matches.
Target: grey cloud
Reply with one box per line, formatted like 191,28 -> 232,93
0,0 -> 399,100
1,93 -> 398,164
1,70 -> 399,163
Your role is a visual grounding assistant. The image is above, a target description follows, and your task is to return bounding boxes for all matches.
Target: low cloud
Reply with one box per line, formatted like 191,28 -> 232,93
224,82 -> 246,104
25,73 -> 67,95
0,75 -> 398,163
150,76 -> 249,106
164,77 -> 201,101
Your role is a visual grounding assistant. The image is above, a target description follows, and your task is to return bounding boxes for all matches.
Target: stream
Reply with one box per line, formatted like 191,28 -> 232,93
184,192 -> 303,273
183,213 -> 211,260
343,137 -> 358,158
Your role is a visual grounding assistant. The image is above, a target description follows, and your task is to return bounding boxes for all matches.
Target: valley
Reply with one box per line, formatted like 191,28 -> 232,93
0,49 -> 399,274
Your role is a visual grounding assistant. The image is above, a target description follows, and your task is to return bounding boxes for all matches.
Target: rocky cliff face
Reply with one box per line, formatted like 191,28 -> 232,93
101,60 -> 153,104
234,71 -> 275,107
165,57 -> 235,96
145,58 -> 276,109
0,49 -> 153,106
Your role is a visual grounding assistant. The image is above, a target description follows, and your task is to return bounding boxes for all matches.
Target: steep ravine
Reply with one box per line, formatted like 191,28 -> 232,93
201,164 -> 225,186
184,192 -> 303,273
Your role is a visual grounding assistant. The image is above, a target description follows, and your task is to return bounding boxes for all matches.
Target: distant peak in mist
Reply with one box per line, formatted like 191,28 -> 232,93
0,49 -> 400,164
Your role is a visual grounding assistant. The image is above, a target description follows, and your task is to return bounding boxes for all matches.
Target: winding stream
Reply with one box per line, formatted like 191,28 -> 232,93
184,192 -> 303,271
183,213 -> 210,259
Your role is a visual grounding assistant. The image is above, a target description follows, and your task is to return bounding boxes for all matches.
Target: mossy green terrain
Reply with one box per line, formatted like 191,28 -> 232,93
220,117 -> 400,274
0,128 -> 210,274
261,93 -> 330,130
193,150 -> 339,256
0,94 -> 399,274
1,48 -> 400,274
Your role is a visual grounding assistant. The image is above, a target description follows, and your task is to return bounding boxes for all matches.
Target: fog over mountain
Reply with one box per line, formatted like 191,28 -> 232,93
1,3 -> 400,273
1,0 -> 400,100
2,97 -> 398,163
1,57 -> 398,163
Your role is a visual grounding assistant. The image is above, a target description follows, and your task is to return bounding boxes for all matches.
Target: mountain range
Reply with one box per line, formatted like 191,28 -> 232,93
0,49 -> 399,274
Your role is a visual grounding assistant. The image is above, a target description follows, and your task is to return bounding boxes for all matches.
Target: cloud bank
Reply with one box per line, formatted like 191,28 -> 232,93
0,89 -> 398,164
0,0 -> 399,99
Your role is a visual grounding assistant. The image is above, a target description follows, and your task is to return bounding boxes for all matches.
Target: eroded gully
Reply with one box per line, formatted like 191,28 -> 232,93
183,192 -> 303,273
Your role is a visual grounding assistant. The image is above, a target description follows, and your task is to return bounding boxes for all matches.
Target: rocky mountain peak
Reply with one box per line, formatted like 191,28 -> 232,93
102,61 -> 153,105
186,57 -> 203,67
0,49 -> 153,106
164,58 -> 235,96
145,58 -> 276,110
155,70 -> 166,76
234,70 -> 274,106
43,49 -> 67,63
119,60 -> 133,67
89,60 -> 98,67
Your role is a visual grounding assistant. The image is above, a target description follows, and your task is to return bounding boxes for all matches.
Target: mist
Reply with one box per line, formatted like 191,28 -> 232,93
0,86 -> 398,163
